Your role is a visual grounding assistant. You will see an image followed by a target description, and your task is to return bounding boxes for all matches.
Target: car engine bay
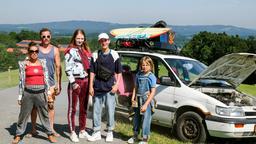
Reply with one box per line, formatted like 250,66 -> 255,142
196,87 -> 256,106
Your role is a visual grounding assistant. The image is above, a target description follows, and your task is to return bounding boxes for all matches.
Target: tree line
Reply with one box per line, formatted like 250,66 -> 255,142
0,30 -> 256,72
180,31 -> 256,65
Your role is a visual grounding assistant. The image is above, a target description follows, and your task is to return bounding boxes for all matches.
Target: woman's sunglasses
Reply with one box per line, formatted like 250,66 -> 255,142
28,50 -> 39,54
41,35 -> 51,39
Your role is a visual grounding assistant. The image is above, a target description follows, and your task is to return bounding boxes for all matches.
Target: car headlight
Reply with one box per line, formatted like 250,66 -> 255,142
215,106 -> 244,117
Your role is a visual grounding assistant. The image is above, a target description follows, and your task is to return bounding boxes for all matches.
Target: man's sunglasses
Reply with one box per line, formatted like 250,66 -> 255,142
41,35 -> 51,39
28,50 -> 39,54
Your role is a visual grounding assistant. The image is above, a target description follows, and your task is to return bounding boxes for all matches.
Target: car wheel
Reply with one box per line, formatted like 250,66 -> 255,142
176,111 -> 207,143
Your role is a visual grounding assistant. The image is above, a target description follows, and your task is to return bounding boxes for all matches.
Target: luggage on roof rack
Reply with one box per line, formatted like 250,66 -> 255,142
110,27 -> 178,54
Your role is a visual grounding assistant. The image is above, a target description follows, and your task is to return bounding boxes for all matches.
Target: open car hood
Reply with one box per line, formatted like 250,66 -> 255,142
189,53 -> 256,88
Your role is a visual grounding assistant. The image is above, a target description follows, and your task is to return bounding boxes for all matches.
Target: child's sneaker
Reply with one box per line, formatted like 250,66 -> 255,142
138,141 -> 148,144
138,138 -> 148,144
127,136 -> 138,144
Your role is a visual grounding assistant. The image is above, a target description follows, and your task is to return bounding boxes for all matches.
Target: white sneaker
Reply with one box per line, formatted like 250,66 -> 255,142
79,130 -> 89,139
138,141 -> 148,144
70,131 -> 79,142
127,137 -> 135,144
127,136 -> 138,144
88,131 -> 101,142
106,131 -> 113,142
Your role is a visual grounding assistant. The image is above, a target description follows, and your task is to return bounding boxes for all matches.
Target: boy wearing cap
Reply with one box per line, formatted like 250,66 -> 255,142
88,33 -> 122,142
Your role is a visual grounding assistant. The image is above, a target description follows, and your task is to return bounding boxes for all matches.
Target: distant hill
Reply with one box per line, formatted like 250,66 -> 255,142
0,20 -> 256,37
172,25 -> 256,37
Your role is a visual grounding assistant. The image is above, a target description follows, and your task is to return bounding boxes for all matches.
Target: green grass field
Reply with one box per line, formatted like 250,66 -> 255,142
237,84 -> 256,96
0,69 -> 19,89
1,66 -> 255,144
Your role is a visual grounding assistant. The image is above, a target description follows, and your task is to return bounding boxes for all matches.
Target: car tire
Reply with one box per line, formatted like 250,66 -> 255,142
176,111 -> 207,143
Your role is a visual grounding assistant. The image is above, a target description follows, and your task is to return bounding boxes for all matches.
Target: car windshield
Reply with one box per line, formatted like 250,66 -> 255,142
165,58 -> 207,84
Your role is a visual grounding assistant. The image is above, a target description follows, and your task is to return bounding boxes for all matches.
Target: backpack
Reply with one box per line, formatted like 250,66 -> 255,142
96,50 -> 113,81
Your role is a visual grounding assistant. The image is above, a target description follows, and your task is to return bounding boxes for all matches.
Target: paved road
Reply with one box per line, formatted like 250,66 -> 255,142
0,82 -> 126,144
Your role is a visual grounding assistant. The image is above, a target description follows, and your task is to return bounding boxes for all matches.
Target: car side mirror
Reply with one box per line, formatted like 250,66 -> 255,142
160,76 -> 175,86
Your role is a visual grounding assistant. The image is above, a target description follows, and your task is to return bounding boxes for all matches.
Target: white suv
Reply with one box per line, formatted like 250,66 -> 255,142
115,50 -> 256,143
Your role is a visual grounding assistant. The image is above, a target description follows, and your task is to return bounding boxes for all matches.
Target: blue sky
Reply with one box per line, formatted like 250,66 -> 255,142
0,0 -> 255,29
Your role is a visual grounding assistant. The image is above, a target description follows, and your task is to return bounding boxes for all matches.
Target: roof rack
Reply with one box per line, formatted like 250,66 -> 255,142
114,38 -> 179,55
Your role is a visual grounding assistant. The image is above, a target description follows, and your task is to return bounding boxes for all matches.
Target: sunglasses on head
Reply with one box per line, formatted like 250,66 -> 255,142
41,35 -> 51,39
28,50 -> 39,54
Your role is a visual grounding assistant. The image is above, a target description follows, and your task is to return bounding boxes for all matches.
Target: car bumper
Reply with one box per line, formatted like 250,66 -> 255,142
205,115 -> 256,138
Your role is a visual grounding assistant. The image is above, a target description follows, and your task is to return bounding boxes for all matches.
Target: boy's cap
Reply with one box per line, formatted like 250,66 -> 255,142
98,33 -> 109,40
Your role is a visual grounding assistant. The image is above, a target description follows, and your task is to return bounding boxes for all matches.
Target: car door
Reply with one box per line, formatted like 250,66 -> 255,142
115,53 -> 141,112
151,56 -> 179,126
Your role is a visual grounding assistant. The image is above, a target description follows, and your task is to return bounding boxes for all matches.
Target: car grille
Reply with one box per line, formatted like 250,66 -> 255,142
245,112 -> 256,116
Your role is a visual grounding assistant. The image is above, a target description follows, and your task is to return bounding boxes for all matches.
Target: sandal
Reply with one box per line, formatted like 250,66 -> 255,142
48,101 -> 54,110
53,132 -> 60,137
12,136 -> 21,144
48,135 -> 57,143
25,131 -> 39,138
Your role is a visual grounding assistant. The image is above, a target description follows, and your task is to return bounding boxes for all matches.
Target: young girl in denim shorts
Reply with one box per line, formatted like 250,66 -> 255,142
128,56 -> 157,144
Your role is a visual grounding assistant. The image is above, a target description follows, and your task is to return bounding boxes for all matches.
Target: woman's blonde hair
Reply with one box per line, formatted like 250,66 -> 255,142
139,56 -> 154,72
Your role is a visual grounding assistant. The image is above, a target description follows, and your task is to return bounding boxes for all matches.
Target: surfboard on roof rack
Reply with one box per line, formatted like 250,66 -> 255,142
110,27 -> 171,39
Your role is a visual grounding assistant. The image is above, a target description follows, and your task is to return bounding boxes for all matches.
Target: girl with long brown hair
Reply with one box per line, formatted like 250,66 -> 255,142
64,29 -> 91,142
